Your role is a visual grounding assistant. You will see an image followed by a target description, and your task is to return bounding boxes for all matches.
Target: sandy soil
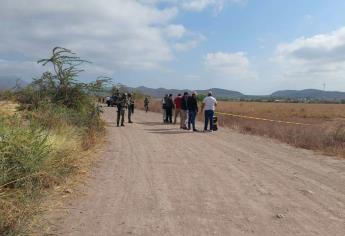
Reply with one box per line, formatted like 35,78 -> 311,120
51,107 -> 345,236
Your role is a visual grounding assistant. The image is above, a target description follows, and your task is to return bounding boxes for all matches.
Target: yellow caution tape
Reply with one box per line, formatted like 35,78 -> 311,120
215,112 -> 313,126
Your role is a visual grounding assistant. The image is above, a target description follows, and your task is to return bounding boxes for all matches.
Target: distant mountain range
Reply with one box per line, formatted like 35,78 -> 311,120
271,89 -> 345,100
1,76 -> 345,101
0,76 -> 28,91
127,86 -> 243,99
128,86 -> 345,101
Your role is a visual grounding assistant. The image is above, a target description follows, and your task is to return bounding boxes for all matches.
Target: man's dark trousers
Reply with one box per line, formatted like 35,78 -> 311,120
204,110 -> 214,131
117,110 -> 125,126
166,108 -> 173,123
188,110 -> 197,130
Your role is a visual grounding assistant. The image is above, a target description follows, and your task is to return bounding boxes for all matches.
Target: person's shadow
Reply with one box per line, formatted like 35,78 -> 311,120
137,122 -> 170,126
145,128 -> 191,135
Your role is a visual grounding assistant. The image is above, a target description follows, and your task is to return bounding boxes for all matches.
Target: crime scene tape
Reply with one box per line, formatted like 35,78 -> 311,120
215,112 -> 313,126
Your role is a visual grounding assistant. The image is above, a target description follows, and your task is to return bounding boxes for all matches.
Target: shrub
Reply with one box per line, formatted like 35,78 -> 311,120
0,47 -> 107,235
0,117 -> 52,189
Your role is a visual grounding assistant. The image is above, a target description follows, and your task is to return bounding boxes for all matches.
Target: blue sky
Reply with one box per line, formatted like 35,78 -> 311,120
1,0 -> 345,94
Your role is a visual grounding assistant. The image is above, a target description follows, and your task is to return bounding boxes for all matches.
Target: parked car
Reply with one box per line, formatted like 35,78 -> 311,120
106,96 -> 115,107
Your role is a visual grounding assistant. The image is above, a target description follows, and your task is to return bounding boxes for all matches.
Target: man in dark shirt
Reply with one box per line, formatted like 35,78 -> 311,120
165,94 -> 174,123
187,91 -> 198,131
180,92 -> 189,129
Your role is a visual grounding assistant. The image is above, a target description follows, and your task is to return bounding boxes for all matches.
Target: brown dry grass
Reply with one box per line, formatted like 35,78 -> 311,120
0,101 -> 105,235
136,98 -> 162,113
214,102 -> 345,158
29,136 -> 105,236
137,99 -> 345,158
0,101 -> 18,117
216,101 -> 345,124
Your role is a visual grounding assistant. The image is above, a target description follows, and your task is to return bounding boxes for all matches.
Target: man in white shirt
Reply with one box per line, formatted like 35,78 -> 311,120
202,91 -> 217,132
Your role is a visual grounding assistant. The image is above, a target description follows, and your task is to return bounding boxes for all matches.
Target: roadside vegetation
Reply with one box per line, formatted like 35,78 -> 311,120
0,47 -> 108,235
139,99 -> 345,158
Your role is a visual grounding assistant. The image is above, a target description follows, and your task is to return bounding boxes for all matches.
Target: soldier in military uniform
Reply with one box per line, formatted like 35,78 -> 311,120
116,93 -> 127,127
127,93 -> 135,123
144,97 -> 149,112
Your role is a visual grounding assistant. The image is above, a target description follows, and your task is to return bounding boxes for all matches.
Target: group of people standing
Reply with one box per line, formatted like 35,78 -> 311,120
161,91 -> 217,132
107,90 -> 217,131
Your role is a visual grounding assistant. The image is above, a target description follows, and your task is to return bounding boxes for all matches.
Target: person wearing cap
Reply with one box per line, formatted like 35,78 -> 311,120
202,91 -> 217,132
180,92 -> 189,129
187,91 -> 199,132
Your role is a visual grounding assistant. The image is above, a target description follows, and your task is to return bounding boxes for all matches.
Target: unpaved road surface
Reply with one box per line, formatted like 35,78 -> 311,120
53,108 -> 345,236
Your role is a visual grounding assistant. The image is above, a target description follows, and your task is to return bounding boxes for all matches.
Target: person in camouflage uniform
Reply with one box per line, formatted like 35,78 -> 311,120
144,97 -> 149,112
116,93 -> 127,127
127,93 -> 135,123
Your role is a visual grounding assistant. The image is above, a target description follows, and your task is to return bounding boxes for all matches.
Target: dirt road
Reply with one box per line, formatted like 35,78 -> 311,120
53,108 -> 345,236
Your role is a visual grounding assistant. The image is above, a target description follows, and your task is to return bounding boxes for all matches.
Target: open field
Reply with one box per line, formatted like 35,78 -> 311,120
216,101 -> 345,123
138,99 -> 345,157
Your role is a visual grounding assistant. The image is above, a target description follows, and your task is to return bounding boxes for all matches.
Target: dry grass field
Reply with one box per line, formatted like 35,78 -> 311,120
217,101 -> 345,123
0,100 -> 104,235
137,99 -> 345,158
0,101 -> 18,117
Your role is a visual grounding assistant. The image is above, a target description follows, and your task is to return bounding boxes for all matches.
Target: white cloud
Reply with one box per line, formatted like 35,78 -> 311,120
164,25 -> 186,39
275,26 -> 345,82
139,0 -> 245,13
204,52 -> 256,79
174,33 -> 206,51
182,0 -> 245,12
0,0 -> 204,79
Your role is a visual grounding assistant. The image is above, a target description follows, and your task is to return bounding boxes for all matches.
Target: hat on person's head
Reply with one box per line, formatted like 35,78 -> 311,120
208,91 -> 212,96
183,92 -> 188,96
192,91 -> 197,95
178,93 -> 181,96
169,94 -> 173,97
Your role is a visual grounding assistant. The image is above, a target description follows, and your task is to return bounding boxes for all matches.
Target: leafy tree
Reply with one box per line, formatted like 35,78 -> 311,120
17,47 -> 109,110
